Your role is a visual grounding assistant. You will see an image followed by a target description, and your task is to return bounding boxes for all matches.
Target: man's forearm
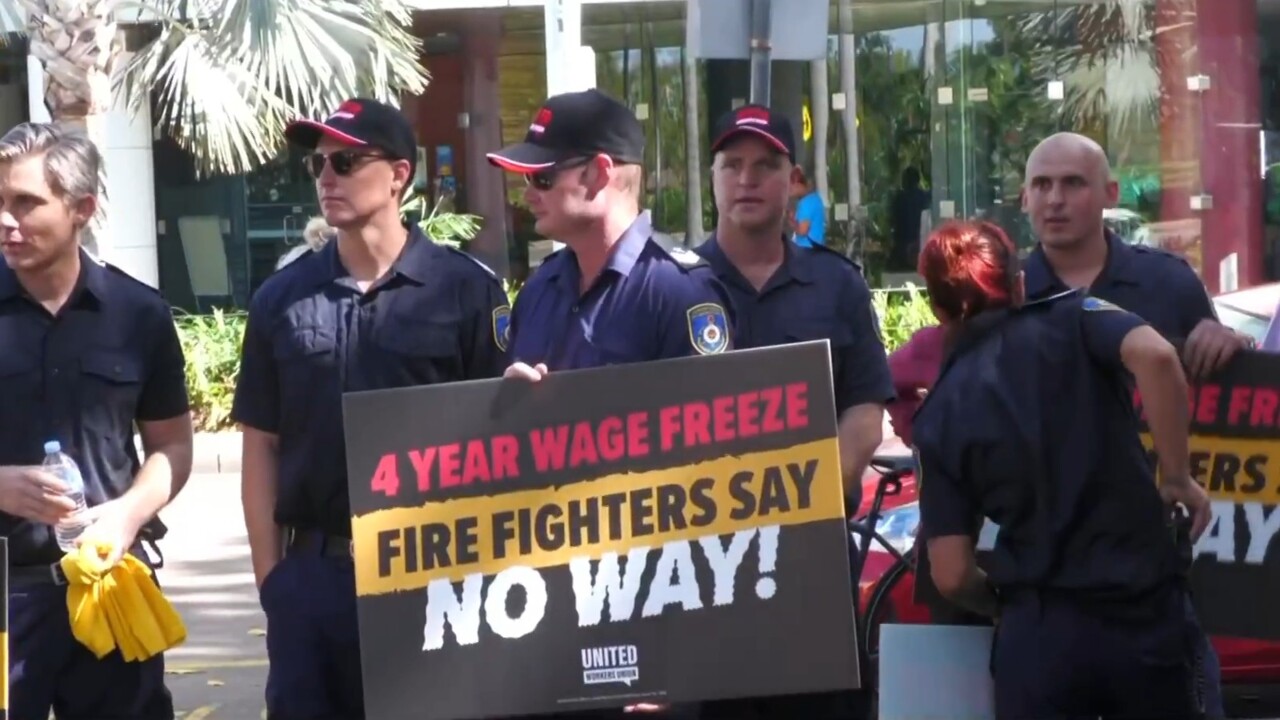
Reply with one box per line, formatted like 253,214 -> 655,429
123,438 -> 193,530
242,432 -> 283,585
838,403 -> 885,495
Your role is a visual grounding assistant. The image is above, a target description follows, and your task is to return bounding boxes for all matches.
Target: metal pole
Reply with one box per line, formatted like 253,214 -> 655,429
748,0 -> 772,105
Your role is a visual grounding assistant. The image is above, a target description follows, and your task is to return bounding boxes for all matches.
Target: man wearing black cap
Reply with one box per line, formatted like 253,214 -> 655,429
696,105 -> 894,719
231,97 -> 511,720
487,88 -> 734,382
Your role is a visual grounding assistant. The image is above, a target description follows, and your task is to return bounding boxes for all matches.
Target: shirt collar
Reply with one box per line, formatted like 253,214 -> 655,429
1025,229 -> 1141,299
392,225 -> 439,285
0,248 -> 109,306
306,224 -> 438,289
544,210 -> 655,286
700,233 -> 815,288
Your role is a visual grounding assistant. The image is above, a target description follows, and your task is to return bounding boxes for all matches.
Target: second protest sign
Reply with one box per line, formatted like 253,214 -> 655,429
342,341 -> 859,720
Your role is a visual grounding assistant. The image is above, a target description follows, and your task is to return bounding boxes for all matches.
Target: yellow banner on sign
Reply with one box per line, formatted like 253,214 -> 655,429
803,104 -> 813,142
1139,433 -> 1280,503
351,438 -> 844,597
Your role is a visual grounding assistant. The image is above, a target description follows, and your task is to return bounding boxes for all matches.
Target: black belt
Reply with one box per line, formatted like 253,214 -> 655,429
11,561 -> 69,587
8,539 -> 161,588
285,528 -> 353,559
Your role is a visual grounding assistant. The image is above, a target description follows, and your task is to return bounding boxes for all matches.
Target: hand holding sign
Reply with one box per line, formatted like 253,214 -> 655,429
1160,474 -> 1212,542
505,362 -> 549,382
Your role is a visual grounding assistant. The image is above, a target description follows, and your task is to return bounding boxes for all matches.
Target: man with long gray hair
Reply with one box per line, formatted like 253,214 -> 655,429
0,122 -> 194,719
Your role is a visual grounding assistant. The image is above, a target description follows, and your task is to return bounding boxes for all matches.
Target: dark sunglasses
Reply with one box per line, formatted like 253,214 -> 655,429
524,157 -> 594,190
304,150 -> 388,178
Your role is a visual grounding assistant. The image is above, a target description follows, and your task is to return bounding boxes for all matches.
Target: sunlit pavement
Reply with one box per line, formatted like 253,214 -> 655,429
156,472 -> 269,719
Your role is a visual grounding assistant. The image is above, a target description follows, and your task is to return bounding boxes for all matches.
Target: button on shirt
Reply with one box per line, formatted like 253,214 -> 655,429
914,292 -> 1179,609
508,211 -> 735,371
231,228 -> 510,536
696,236 -> 894,416
0,252 -> 190,565
1025,230 -> 1217,340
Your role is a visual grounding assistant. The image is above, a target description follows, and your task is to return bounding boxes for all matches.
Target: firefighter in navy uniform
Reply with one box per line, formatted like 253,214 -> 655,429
232,98 -> 510,720
488,89 -> 735,375
1021,131 -> 1251,717
912,219 -> 1211,720
694,104 -> 894,720
0,122 -> 194,720
488,89 -> 732,720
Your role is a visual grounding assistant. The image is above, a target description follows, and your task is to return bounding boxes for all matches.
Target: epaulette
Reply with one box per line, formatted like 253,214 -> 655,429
1022,287 -> 1080,308
809,242 -> 864,273
666,245 -> 711,271
443,245 -> 500,280
103,261 -> 162,295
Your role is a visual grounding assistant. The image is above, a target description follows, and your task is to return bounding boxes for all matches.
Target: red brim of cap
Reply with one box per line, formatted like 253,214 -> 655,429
711,126 -> 791,156
284,119 -> 369,149
485,143 -> 563,173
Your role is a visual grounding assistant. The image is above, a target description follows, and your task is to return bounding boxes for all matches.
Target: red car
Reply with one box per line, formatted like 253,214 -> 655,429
857,283 -> 1280,715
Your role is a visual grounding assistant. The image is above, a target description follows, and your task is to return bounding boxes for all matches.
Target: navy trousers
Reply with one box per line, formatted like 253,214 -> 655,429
10,582 -> 173,720
261,550 -> 364,720
992,589 -> 1204,720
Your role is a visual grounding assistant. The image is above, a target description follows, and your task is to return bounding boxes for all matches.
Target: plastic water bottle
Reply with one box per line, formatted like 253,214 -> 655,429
44,440 -> 88,552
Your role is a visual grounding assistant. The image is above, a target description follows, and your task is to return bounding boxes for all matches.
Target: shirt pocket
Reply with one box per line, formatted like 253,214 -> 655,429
375,313 -> 464,385
785,319 -> 854,370
272,326 -> 338,420
0,350 -> 42,454
586,324 -> 647,366
78,350 -> 145,437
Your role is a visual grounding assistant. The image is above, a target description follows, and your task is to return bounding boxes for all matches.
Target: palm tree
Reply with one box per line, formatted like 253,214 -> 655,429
14,0 -> 429,178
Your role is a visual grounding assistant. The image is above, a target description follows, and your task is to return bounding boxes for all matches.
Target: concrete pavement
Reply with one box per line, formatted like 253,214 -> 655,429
154,470 -> 267,719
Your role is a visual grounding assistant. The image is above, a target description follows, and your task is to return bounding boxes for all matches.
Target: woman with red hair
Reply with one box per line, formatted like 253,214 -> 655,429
910,220 -> 1211,719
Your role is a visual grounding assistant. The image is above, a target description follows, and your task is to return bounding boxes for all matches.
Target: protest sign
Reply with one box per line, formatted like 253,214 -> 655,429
1136,350 -> 1280,641
342,341 -> 858,720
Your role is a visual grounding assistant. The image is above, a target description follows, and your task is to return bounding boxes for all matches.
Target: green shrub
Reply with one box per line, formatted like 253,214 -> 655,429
873,283 -> 938,353
175,309 -> 246,433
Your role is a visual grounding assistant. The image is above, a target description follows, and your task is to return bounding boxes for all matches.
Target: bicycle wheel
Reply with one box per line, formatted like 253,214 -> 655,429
859,546 -> 917,719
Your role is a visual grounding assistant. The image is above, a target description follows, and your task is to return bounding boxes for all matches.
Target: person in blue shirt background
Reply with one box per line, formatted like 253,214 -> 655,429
914,219 -> 1211,720
488,89 -> 734,383
789,169 -> 826,247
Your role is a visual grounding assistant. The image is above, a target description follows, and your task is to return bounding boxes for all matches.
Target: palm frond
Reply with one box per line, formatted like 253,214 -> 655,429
115,0 -> 429,177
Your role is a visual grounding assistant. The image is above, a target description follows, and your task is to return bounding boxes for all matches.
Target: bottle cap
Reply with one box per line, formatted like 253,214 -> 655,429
43,440 -> 61,455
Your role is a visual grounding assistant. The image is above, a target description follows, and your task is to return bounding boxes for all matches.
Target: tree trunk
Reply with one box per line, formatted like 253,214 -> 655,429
20,0 -> 118,257
836,0 -> 862,263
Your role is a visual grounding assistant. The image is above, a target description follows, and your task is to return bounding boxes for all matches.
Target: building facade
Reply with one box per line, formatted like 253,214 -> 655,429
2,0 -> 1278,308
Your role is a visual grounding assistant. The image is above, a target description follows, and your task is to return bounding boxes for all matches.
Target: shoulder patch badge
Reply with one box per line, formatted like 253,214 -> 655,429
1082,296 -> 1123,313
492,306 -> 512,352
687,302 -> 729,355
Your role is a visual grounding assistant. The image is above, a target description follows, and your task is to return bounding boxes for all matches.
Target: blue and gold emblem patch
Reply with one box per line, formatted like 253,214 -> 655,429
1082,296 -> 1122,313
493,306 -> 512,352
686,303 -> 729,355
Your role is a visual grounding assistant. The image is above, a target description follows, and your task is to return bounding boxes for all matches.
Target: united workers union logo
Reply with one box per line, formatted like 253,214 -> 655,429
581,645 -> 640,687
493,306 -> 512,353
686,303 -> 729,356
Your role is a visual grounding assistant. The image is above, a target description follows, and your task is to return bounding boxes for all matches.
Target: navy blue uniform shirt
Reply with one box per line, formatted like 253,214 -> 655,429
696,235 -> 895,415
914,291 -> 1180,609
1025,230 -> 1217,340
0,252 -> 190,565
231,227 -> 510,537
508,211 -> 735,370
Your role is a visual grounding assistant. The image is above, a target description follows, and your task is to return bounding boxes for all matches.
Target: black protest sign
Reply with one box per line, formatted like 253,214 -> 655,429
1136,350 -> 1280,641
342,341 -> 859,720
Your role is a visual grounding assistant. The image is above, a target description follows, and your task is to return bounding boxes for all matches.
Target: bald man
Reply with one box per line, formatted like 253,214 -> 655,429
1021,131 -> 1235,719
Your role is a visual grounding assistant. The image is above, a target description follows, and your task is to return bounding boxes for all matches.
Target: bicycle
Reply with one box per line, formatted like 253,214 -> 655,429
845,453 -> 921,718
